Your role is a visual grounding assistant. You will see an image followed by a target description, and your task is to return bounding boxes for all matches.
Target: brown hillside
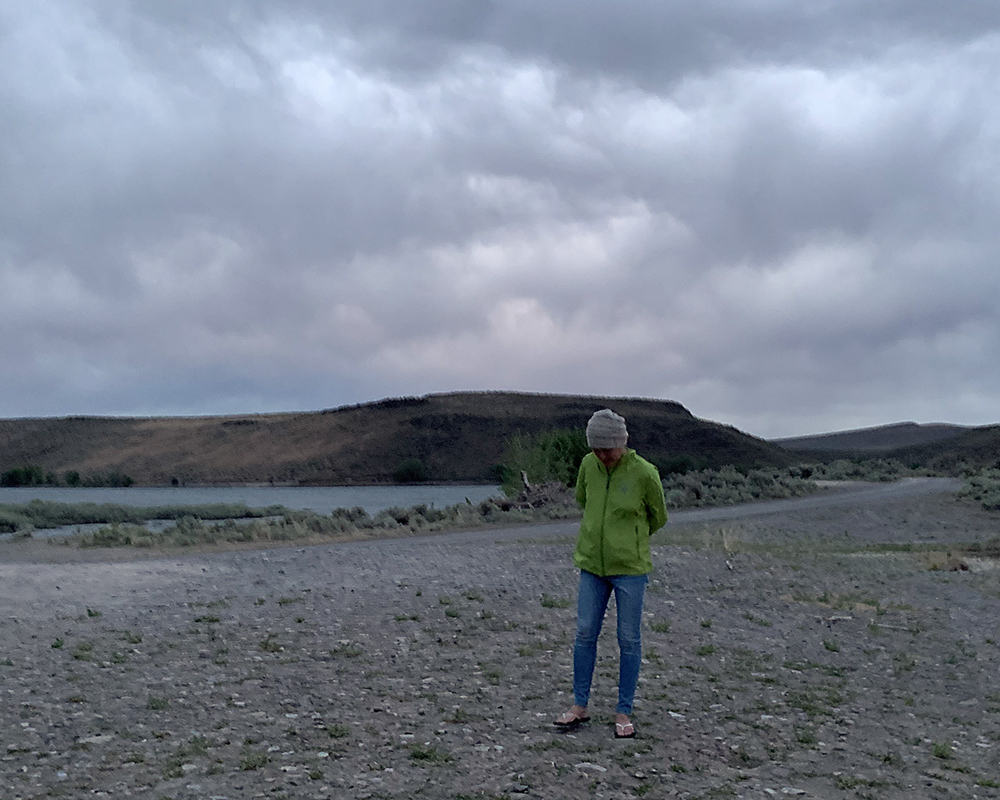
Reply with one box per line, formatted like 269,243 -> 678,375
0,392 -> 796,486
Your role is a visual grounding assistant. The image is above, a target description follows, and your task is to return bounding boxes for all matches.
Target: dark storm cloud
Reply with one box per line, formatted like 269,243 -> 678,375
1,0 -> 999,434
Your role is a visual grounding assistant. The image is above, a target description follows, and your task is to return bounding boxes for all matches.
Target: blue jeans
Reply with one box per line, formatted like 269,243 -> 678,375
573,570 -> 648,715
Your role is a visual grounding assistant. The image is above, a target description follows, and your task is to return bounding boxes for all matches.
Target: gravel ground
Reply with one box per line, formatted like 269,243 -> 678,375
2,480 -> 999,800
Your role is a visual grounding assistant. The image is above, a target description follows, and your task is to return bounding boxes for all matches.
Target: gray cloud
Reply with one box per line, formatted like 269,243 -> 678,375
2,0 -> 999,436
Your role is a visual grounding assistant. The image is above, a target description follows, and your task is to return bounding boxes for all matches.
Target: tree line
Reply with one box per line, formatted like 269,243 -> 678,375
0,465 -> 134,488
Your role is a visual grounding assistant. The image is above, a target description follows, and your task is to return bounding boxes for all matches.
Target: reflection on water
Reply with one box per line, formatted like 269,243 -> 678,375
0,484 -> 501,516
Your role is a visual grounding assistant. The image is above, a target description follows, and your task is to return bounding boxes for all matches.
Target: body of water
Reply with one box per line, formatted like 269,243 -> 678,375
0,484 -> 501,515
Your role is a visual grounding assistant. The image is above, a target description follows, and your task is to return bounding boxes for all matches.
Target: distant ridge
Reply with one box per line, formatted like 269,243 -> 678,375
772,421 -> 1000,471
889,425 -> 1000,471
0,391 -> 796,486
773,422 -> 970,454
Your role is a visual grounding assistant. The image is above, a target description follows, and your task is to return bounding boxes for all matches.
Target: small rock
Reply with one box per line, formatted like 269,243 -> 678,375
575,762 -> 607,772
79,734 -> 115,745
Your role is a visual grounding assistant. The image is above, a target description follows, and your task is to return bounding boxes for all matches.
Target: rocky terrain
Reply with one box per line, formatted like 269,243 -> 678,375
2,479 -> 999,799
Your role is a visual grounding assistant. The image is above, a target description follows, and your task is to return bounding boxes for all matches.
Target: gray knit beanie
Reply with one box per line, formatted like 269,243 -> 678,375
586,409 -> 628,449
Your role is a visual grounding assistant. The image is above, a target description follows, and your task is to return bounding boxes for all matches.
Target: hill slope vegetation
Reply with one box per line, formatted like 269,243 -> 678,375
772,421 -> 999,471
0,392 -> 795,486
773,422 -> 970,455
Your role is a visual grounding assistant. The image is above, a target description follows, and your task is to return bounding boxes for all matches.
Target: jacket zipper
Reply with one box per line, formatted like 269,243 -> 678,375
600,465 -> 612,575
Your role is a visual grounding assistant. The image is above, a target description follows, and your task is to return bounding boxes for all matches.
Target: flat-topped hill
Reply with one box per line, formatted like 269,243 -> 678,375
0,392 -> 795,486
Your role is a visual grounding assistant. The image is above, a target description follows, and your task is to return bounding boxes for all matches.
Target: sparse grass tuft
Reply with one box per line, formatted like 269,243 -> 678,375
240,749 -> 270,770
409,743 -> 453,764
277,596 -> 303,606
71,642 -> 94,661
932,741 -> 952,759
330,643 -> 363,658
326,723 -> 350,738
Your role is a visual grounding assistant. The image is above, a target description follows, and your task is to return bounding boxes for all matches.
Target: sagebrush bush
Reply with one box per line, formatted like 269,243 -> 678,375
663,465 -> 818,509
958,468 -> 1000,510
0,500 -> 286,534
804,458 -> 931,482
59,489 -> 578,549
36,458 -> 959,549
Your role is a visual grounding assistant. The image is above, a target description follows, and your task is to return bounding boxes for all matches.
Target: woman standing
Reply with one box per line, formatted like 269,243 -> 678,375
554,409 -> 668,738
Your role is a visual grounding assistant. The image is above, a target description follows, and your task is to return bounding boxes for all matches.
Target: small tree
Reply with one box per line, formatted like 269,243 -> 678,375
393,458 -> 428,483
500,429 -> 590,494
0,465 -> 45,487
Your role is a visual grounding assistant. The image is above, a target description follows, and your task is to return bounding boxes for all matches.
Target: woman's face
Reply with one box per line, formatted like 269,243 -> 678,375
592,447 -> 626,470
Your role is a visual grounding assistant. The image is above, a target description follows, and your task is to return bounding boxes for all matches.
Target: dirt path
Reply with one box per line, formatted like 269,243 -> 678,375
2,479 -> 999,799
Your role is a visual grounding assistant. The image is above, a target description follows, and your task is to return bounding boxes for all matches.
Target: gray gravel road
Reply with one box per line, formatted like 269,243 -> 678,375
2,476 -> 999,800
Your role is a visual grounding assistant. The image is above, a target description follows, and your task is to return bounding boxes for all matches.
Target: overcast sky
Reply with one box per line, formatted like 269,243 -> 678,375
2,1 -> 999,437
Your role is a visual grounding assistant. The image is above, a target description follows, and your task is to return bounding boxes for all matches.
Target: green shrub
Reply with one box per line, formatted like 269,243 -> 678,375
0,500 -> 286,532
82,471 -> 135,487
663,465 -> 819,509
239,750 -> 270,770
409,743 -> 453,764
958,468 -> 1000,510
393,458 -> 428,483
82,524 -> 137,548
654,455 -> 705,475
1,465 -> 46,487
500,429 -> 589,494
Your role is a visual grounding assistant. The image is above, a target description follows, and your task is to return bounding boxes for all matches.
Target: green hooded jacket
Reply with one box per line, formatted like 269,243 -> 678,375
573,449 -> 668,576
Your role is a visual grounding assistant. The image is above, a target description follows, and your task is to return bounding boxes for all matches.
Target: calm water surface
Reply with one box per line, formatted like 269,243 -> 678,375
0,485 -> 501,515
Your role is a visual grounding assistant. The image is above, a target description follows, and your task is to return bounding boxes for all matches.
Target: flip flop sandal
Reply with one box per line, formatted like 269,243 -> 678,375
614,721 -> 636,739
553,713 -> 590,730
